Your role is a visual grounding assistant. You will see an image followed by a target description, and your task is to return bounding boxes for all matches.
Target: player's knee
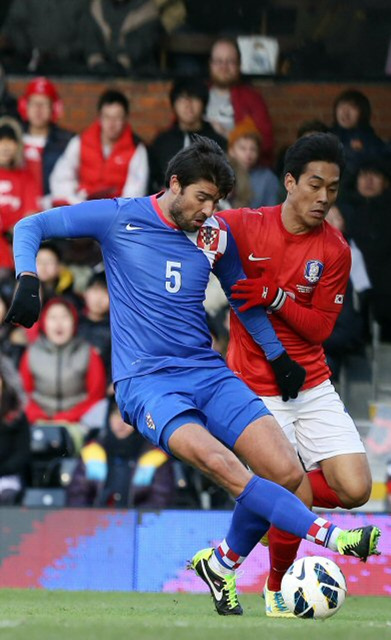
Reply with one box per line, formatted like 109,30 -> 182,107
340,480 -> 372,508
273,462 -> 304,493
202,450 -> 246,490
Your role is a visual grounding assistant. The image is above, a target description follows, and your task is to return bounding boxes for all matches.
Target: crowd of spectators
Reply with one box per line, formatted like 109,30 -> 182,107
0,0 -> 390,78
0,19 -> 390,510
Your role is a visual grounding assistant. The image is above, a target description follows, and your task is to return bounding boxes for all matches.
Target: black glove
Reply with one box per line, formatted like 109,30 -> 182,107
269,351 -> 306,402
4,275 -> 41,328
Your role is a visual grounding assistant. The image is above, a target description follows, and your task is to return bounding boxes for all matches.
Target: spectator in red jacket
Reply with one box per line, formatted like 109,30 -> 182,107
206,37 -> 274,165
19,298 -> 106,424
50,89 -> 149,205
18,77 -> 74,206
0,116 -> 41,275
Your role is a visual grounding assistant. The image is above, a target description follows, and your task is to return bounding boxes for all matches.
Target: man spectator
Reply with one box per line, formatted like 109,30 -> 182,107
18,77 -> 74,207
206,37 -> 274,165
50,89 -> 148,205
148,77 -> 226,192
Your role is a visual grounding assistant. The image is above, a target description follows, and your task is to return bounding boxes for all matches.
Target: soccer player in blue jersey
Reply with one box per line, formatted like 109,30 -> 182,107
5,136 -> 380,615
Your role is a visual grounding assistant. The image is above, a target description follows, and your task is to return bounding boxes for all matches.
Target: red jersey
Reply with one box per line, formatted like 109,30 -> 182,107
220,205 -> 351,395
0,167 -> 41,268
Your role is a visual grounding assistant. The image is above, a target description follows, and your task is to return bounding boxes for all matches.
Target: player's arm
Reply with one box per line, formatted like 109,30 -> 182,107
213,223 -> 305,400
5,199 -> 119,328
231,245 -> 351,344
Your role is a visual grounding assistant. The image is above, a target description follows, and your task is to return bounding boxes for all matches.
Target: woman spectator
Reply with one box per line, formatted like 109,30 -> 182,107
0,116 -> 41,276
0,354 -> 30,505
19,298 -> 106,424
331,89 -> 387,190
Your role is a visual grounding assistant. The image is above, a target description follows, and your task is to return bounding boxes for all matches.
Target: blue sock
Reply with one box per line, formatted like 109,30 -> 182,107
236,475 -> 335,542
223,503 -> 269,558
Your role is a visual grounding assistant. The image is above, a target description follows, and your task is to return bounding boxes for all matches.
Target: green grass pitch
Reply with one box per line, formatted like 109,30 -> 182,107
0,590 -> 390,640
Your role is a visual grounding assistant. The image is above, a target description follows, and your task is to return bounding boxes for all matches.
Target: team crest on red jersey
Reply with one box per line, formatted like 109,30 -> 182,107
304,260 -> 324,284
197,227 -> 219,252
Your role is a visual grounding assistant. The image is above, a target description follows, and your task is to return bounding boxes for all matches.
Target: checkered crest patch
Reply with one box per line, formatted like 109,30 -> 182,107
197,227 -> 219,251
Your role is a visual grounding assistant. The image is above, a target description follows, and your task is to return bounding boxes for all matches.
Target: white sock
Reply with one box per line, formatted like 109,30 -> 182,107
209,551 -> 235,577
327,526 -> 343,552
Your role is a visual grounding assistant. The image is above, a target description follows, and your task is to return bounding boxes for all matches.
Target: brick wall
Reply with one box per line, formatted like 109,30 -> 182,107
8,77 -> 391,156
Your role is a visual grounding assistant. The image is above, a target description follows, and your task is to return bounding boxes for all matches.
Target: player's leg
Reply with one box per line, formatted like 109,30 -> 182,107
262,381 -> 372,615
319,453 -> 372,507
182,369 -> 380,614
178,421 -> 381,615
295,381 -> 371,508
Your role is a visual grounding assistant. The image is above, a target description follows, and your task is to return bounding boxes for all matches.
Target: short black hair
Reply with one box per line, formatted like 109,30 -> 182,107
170,78 -> 209,109
333,89 -> 371,126
0,124 -> 17,141
98,89 -> 129,114
297,119 -> 329,139
38,240 -> 62,261
283,133 -> 345,182
164,134 -> 235,198
86,271 -> 107,289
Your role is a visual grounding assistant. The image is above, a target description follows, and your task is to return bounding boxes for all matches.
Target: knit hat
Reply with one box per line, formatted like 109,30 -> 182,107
228,116 -> 262,149
18,77 -> 63,123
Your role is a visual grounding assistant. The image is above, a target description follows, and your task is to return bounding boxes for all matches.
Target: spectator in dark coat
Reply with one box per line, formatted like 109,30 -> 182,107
0,355 -> 30,505
78,271 -> 111,380
67,398 -> 175,508
340,158 -> 391,341
148,78 -> 226,192
0,0 -> 87,73
331,89 -> 387,191
0,64 -> 19,120
83,0 -> 162,75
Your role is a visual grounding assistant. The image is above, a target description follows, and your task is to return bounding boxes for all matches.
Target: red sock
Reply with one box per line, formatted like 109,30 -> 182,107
267,527 -> 302,592
307,469 -> 344,508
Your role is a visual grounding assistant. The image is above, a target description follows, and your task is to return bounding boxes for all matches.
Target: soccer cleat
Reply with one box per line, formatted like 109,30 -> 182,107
336,525 -> 381,562
263,579 -> 295,618
188,547 -> 243,615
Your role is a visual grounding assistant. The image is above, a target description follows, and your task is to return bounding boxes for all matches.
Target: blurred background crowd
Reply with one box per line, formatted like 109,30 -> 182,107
0,0 -> 390,512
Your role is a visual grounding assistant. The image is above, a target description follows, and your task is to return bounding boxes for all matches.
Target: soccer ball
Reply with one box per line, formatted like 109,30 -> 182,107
281,556 -> 347,620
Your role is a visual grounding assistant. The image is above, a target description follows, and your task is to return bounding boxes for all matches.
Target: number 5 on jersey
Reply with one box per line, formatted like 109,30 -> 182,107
165,260 -> 182,293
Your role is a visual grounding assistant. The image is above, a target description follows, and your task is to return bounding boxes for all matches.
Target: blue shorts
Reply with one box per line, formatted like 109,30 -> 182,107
115,364 -> 270,454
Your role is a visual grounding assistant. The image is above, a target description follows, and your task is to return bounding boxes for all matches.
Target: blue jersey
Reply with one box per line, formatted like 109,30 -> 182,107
13,195 -> 283,383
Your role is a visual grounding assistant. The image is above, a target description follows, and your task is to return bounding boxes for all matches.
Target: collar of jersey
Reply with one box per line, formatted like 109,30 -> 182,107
150,193 -> 180,229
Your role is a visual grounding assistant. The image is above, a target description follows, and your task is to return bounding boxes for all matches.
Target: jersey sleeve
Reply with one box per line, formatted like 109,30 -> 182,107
311,240 -> 351,311
213,221 -> 283,361
277,240 -> 352,344
13,199 -> 119,277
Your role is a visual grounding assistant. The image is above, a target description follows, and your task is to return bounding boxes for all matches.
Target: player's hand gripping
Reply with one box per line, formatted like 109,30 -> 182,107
231,276 -> 286,312
4,275 -> 41,328
270,351 -> 306,401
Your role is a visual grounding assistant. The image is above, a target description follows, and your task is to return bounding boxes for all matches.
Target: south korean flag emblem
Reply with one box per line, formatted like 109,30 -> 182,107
197,227 -> 219,252
304,260 -> 324,284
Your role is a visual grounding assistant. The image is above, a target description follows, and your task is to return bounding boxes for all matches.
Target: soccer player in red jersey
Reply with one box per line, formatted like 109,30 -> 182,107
220,132 -> 373,616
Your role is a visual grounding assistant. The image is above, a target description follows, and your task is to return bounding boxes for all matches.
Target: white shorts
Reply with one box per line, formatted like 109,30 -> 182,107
260,379 -> 366,471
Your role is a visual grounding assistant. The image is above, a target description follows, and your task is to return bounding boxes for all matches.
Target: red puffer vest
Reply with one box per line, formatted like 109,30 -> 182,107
79,121 -> 136,197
